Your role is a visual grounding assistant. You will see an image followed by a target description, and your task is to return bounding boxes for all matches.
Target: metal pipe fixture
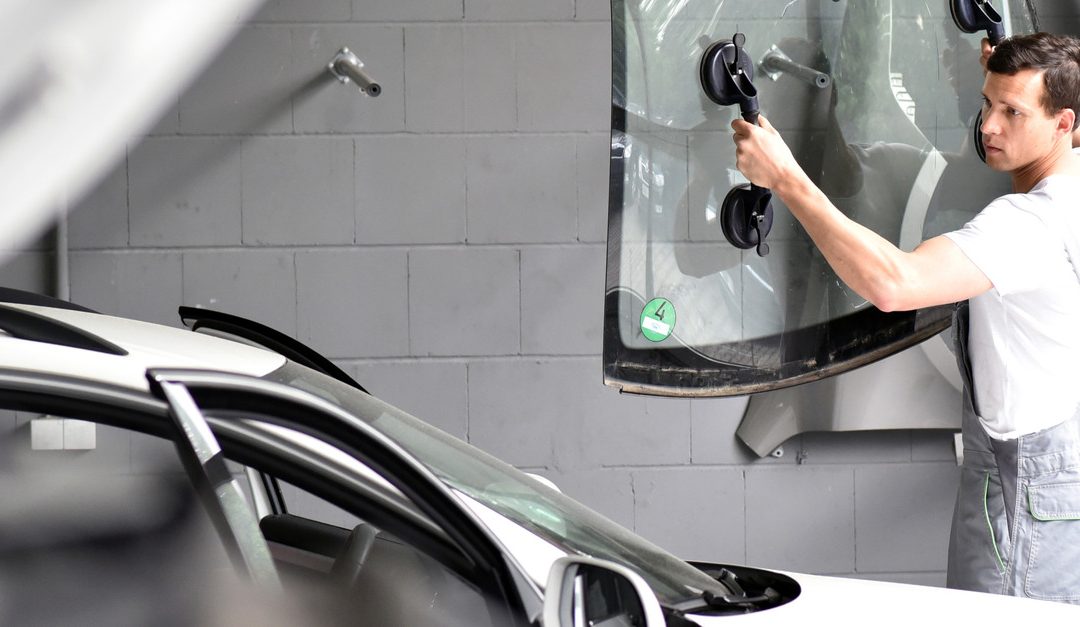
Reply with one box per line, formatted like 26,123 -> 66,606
759,45 -> 830,89
54,202 -> 69,302
328,47 -> 381,97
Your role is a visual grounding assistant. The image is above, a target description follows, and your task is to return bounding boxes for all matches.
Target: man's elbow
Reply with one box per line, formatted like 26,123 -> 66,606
872,296 -> 902,313
865,281 -> 911,313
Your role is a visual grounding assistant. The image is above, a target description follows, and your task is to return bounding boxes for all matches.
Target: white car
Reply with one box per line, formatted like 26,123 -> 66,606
0,287 -> 1076,625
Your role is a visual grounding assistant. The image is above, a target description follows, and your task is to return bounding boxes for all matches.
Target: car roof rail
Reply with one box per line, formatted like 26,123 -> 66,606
178,306 -> 367,393
0,287 -> 99,313
0,304 -> 127,355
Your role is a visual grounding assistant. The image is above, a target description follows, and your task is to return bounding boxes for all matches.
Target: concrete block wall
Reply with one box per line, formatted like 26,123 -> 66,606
1,0 -> 1016,586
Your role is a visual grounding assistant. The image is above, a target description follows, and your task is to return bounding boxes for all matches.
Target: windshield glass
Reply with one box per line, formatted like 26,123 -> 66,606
604,0 -> 1036,395
267,361 -> 726,604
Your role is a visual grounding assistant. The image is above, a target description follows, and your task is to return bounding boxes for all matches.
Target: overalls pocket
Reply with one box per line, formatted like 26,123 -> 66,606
1024,482 -> 1080,602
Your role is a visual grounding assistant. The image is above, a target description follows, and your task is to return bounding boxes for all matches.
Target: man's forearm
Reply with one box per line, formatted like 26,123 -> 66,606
772,171 -> 913,312
729,116 -> 990,311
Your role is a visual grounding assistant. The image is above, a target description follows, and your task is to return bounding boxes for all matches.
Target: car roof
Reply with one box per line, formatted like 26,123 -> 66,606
0,302 -> 285,392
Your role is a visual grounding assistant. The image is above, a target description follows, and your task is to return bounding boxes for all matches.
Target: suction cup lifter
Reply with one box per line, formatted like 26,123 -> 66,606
951,0 -> 1007,162
700,32 -> 773,257
328,47 -> 381,97
951,0 -> 1006,45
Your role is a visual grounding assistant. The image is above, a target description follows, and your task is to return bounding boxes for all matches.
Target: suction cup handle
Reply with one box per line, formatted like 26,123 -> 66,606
952,0 -> 1005,45
731,31 -> 760,123
980,0 -> 1006,45
728,32 -> 762,180
743,106 -> 765,194
752,211 -> 770,257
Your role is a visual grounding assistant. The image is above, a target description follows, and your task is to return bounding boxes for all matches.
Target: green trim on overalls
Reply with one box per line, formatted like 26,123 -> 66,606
983,471 -> 1006,573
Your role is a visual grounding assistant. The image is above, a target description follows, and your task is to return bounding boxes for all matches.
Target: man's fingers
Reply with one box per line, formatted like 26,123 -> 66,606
731,118 -> 754,138
733,114 -> 774,132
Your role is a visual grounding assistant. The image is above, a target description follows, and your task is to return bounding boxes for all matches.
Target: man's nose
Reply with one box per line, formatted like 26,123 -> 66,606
981,108 -> 1001,135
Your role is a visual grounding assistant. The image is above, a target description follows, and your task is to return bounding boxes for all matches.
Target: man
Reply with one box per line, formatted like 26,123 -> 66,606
731,32 -> 1080,602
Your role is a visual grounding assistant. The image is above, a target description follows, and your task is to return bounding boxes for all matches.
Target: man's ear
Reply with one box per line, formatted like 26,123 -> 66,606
1057,108 -> 1076,137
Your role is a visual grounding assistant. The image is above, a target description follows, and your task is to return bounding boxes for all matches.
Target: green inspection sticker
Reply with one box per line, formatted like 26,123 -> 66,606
640,297 -> 676,342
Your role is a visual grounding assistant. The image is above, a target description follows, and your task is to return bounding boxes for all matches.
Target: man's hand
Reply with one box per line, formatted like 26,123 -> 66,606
731,114 -> 802,191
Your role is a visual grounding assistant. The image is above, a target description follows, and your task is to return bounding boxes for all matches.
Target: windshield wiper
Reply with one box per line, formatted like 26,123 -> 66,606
701,585 -> 781,608
671,568 -> 782,613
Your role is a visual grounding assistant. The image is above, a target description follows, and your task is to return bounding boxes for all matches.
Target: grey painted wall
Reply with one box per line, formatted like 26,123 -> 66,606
17,0 -> 1080,587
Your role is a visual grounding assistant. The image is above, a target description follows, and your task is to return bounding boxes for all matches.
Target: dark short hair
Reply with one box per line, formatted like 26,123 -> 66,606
987,32 -> 1080,129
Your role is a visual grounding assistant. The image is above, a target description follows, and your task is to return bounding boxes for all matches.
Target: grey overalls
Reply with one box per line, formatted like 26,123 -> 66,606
946,301 -> 1080,603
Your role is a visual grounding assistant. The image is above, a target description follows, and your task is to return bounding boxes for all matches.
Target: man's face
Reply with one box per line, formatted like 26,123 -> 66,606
980,68 -> 1064,172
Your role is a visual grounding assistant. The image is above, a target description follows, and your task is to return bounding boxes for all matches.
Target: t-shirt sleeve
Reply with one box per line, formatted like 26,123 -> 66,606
942,197 -> 1058,296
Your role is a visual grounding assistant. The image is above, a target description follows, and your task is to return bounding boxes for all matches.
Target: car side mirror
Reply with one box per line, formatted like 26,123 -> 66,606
542,556 -> 665,627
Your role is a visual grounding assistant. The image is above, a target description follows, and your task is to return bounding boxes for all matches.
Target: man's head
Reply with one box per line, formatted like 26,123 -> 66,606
987,32 -> 1080,130
980,33 -> 1080,179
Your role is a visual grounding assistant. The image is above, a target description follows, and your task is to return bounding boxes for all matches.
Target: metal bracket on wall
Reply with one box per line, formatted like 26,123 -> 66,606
327,47 -> 381,97
758,45 -> 830,89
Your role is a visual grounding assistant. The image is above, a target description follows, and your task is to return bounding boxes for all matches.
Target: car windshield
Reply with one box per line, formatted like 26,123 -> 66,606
604,0 -> 1037,395
266,361 -> 726,604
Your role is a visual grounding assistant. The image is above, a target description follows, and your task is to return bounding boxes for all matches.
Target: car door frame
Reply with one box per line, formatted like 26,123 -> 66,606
0,367 -> 536,626
145,367 -> 536,626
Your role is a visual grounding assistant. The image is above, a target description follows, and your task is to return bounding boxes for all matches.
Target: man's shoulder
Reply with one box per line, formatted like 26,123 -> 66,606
1018,176 -> 1080,224
1034,174 -> 1080,195
987,176 -> 1080,211
966,177 -> 1080,262
966,190 -> 1058,237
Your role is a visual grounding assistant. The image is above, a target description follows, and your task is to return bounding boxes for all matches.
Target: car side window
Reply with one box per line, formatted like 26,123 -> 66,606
254,477 -> 506,627
276,480 -> 363,528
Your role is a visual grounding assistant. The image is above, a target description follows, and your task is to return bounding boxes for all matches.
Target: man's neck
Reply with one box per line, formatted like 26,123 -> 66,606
1011,141 -> 1079,193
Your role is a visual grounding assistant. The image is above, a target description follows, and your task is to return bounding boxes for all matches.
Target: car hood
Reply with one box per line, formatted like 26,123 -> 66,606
455,489 -> 1080,622
684,569 -> 1080,624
